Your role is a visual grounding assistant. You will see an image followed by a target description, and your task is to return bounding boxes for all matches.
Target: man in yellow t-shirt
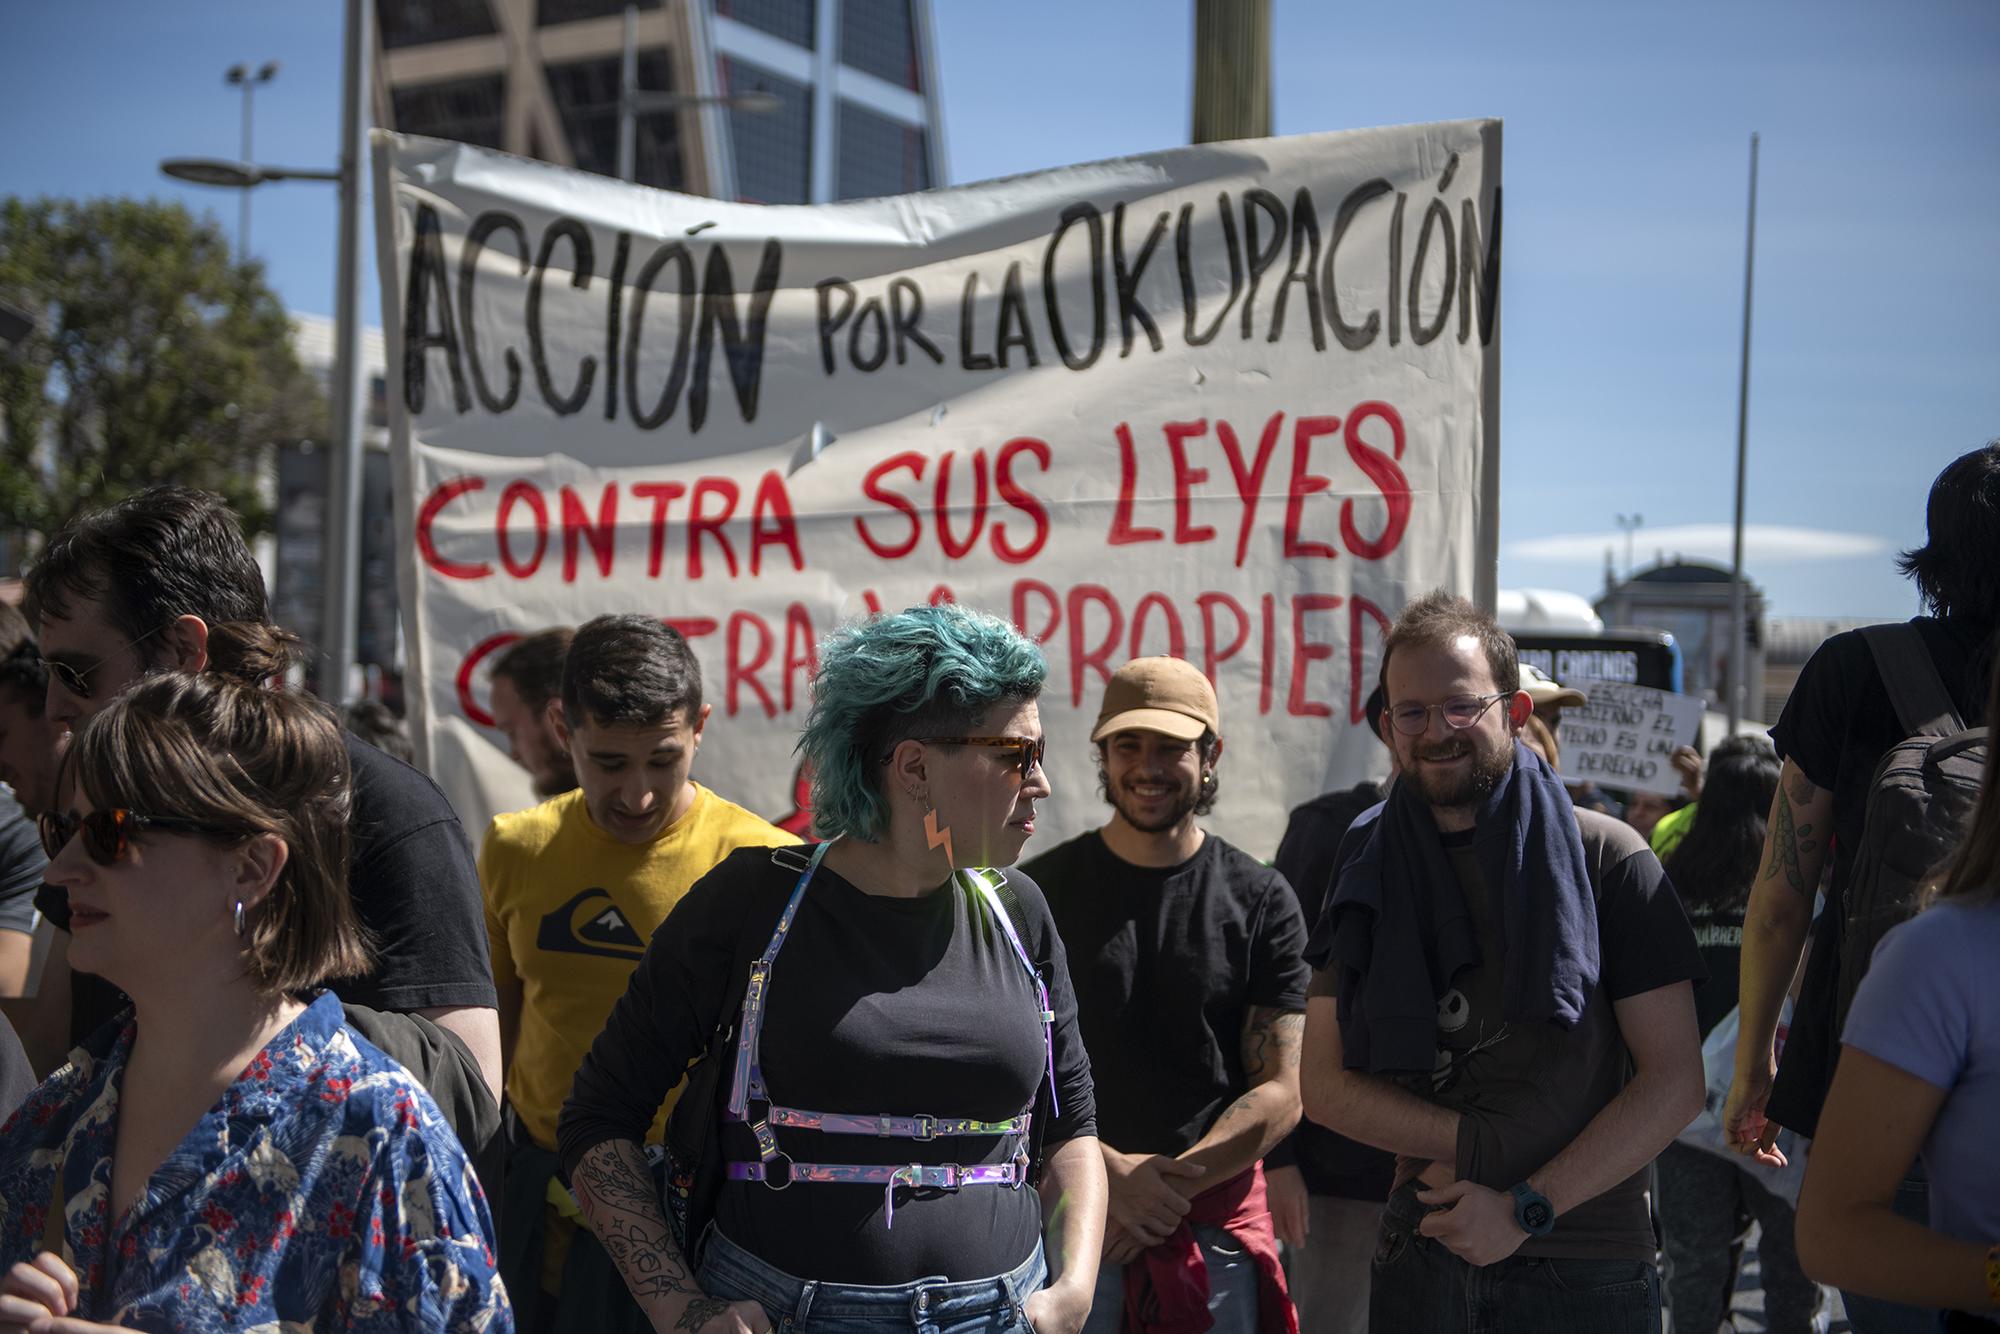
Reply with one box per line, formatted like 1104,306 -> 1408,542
481,613 -> 798,1329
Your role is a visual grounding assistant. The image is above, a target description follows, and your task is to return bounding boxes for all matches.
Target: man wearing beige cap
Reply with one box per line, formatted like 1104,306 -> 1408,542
1024,656 -> 1307,1334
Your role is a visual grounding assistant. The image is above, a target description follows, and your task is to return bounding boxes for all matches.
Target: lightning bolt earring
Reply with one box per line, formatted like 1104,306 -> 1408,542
923,805 -> 955,868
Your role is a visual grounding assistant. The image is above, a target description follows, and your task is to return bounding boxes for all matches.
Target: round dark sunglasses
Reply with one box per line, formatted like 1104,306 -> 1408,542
921,735 -> 1047,778
38,808 -> 246,866
880,735 -> 1046,778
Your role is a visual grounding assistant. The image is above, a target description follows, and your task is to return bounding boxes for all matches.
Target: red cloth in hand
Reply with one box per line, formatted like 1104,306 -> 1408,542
1121,1161 -> 1298,1334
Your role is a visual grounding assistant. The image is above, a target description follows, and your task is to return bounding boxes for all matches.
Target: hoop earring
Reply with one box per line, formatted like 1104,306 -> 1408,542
233,900 -> 246,938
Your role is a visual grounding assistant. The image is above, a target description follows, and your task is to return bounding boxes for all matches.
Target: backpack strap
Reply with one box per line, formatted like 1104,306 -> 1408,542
1861,623 -> 1965,738
969,868 -> 1056,1185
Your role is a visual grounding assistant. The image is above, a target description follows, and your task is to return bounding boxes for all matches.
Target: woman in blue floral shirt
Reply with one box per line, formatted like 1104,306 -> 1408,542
0,641 -> 510,1332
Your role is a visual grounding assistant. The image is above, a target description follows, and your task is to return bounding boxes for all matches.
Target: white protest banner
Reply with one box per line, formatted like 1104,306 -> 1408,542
372,122 -> 1501,854
1557,681 -> 1705,797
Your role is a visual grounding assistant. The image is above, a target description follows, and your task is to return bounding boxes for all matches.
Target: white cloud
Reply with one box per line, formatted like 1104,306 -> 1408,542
1507,523 -> 1890,564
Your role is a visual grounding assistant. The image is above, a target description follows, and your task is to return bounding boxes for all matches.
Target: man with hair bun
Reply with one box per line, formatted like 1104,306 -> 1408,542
1026,655 -> 1308,1334
480,613 -> 795,1331
19,487 -> 504,1157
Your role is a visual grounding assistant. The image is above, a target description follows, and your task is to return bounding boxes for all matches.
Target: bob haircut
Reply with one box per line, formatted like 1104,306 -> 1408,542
69,659 -> 371,995
801,604 -> 1047,842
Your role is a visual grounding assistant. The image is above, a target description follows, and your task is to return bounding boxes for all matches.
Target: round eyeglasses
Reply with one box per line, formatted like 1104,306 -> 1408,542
1387,693 -> 1509,737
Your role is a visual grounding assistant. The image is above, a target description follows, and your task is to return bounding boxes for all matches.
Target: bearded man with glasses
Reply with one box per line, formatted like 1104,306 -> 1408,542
1025,655 -> 1308,1334
1299,590 -> 1707,1332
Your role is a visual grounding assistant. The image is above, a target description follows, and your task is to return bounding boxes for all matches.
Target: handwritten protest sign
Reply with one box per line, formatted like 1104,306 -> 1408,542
1557,681 -> 1705,797
372,122 -> 1501,852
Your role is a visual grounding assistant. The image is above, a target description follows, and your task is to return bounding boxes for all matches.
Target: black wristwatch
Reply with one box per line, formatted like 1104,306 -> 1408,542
1510,1182 -> 1556,1237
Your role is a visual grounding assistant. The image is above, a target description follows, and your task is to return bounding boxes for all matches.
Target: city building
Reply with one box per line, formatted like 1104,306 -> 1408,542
1596,560 -> 1767,722
374,0 -> 947,204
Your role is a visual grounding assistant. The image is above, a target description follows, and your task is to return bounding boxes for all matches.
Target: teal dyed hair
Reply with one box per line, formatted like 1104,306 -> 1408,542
801,604 -> 1047,842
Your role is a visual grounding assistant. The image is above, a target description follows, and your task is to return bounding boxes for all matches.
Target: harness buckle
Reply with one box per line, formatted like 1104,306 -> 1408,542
762,1153 -> 795,1190
911,1113 -> 936,1141
938,1163 -> 963,1190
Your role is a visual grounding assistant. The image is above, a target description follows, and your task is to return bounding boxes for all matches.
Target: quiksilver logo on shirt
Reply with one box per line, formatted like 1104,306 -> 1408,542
536,888 -> 647,960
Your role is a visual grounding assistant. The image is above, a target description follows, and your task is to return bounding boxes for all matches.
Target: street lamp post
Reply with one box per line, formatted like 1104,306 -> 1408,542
1614,513 -> 1644,579
225,62 -> 279,261
163,0 -> 370,708
322,0 -> 372,711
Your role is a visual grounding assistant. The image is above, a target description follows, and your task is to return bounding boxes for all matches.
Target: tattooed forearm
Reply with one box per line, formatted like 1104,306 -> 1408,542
573,1140 -> 705,1311
677,1297 -> 733,1330
1241,1008 -> 1305,1084
1762,769 -> 1819,898
1209,1090 -> 1260,1137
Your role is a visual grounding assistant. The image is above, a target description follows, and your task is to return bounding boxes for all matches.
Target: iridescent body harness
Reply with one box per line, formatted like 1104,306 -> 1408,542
722,840 -> 1058,1227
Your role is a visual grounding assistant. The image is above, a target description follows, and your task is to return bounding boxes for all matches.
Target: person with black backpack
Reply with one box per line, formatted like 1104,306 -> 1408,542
559,605 -> 1102,1334
1725,440 -> 2000,1333
1794,648 -> 2000,1328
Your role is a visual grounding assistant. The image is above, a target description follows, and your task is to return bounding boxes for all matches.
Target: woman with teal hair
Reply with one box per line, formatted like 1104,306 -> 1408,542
561,604 -> 1106,1334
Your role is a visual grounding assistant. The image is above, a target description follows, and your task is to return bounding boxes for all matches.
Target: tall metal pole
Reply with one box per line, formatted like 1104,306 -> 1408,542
320,0 -> 372,707
1725,133 -> 1759,734
238,79 -> 255,261
616,3 -> 638,182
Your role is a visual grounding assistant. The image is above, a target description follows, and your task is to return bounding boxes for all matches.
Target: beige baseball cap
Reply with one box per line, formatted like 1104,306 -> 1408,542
1520,662 -> 1588,710
1091,656 -> 1219,743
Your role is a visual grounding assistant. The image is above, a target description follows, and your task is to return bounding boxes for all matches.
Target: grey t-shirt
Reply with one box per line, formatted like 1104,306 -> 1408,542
0,790 -> 43,936
1313,808 -> 1704,1260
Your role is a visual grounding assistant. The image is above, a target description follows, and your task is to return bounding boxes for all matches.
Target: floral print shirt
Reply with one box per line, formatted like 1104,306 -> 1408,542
0,991 -> 511,1331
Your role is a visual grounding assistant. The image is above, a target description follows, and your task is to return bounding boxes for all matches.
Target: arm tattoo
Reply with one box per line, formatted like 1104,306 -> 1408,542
1241,1007 -> 1304,1084
1762,770 -> 1819,898
677,1297 -> 733,1330
1209,1089 -> 1259,1138
572,1141 -> 702,1306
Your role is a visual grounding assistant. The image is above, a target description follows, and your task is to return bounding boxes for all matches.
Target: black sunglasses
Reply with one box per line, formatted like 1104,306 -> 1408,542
38,623 -> 170,702
918,735 -> 1047,779
39,808 -> 246,867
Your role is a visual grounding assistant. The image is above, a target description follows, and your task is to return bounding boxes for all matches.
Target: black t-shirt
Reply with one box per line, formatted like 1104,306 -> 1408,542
1310,809 -> 1705,1260
1767,615 -> 1993,1133
1024,831 -> 1309,1156
332,734 -> 496,1012
0,791 -> 43,936
1271,786 -> 1395,1200
560,845 -> 1096,1286
1681,902 -> 1745,1040
38,731 -> 497,1040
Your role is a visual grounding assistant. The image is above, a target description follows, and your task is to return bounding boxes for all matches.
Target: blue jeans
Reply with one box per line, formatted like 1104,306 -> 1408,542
1369,1183 -> 1660,1333
1082,1225 -> 1261,1334
696,1224 -> 1044,1333
1840,1170 -> 1937,1334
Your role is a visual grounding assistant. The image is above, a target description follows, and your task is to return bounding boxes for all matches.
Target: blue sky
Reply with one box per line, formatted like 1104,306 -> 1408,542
5,0 -> 1995,619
